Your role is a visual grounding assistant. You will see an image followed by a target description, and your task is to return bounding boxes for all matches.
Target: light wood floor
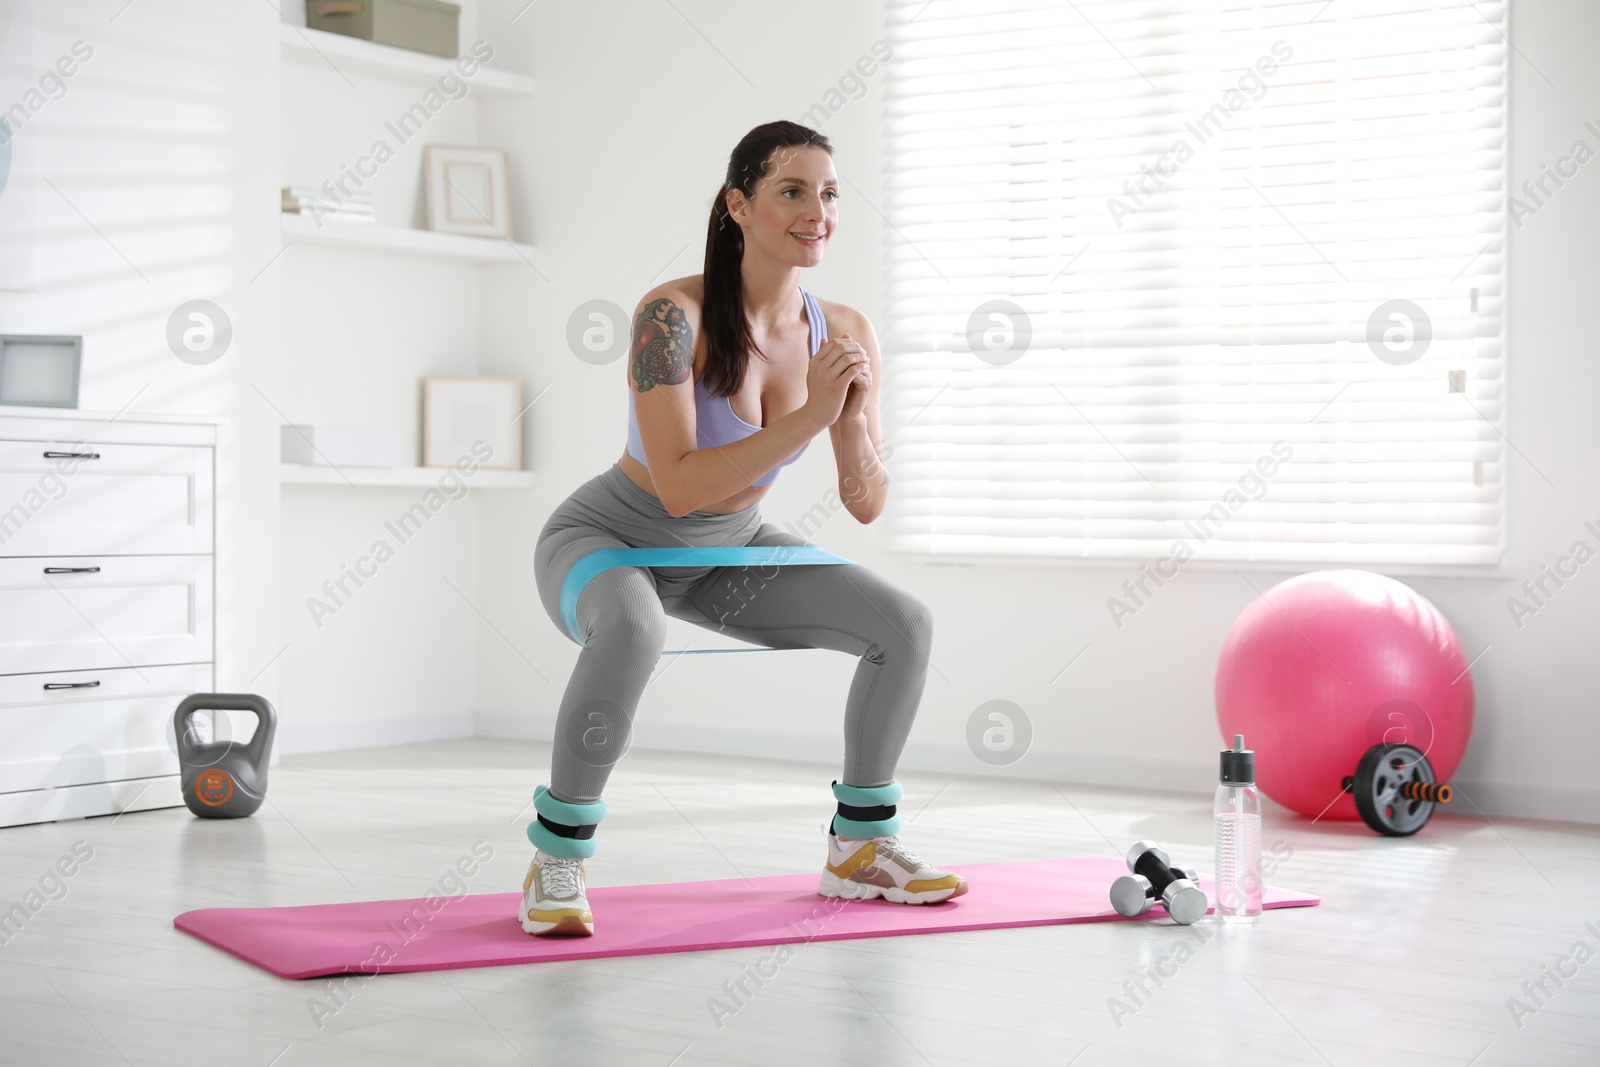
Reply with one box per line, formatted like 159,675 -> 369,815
1,737 -> 1597,1066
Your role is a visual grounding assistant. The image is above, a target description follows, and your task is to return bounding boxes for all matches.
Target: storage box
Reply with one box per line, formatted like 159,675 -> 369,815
0,334 -> 81,408
306,0 -> 460,59
281,425 -> 402,468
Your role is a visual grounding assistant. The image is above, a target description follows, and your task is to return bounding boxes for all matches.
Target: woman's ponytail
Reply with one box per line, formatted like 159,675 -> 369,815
699,121 -> 831,399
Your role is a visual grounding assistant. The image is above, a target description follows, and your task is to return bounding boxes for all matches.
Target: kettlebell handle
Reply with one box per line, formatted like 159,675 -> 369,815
174,692 -> 278,765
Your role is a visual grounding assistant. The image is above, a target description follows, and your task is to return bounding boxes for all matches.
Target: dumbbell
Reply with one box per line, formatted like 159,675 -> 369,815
1109,841 -> 1208,925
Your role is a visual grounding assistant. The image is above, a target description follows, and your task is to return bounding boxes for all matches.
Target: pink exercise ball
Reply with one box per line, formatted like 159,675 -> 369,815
1215,569 -> 1474,821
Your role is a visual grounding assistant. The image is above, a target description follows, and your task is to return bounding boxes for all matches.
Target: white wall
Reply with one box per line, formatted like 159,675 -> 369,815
271,0 -> 506,752
471,0 -> 1600,824
0,1 -> 282,724
0,0 -> 503,756
7,1 -> 1589,825
469,0 -> 904,768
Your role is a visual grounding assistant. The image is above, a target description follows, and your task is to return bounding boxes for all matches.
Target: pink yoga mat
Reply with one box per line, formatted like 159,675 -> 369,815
174,856 -> 1319,979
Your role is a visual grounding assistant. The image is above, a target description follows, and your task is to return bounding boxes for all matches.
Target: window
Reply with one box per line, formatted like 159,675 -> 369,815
880,0 -> 1508,565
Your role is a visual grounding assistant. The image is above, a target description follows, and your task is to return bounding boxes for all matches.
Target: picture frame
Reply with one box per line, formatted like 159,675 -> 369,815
0,334 -> 81,408
423,145 -> 513,240
422,376 -> 522,470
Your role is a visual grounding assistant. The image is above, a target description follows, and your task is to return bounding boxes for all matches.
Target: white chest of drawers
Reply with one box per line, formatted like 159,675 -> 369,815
0,407 -> 219,828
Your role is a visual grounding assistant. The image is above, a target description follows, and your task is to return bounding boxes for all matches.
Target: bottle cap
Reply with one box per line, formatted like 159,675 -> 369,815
1219,733 -> 1255,784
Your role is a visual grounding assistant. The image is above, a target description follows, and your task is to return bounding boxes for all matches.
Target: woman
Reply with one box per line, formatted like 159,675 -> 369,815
522,121 -> 966,936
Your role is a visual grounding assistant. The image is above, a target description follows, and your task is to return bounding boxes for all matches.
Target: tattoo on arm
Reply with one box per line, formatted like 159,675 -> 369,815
630,298 -> 693,392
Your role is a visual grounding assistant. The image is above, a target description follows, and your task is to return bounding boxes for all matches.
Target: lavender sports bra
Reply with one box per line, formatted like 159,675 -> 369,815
625,287 -> 826,489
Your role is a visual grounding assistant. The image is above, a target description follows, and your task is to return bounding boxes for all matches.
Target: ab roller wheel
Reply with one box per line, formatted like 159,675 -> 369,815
1341,742 -> 1453,837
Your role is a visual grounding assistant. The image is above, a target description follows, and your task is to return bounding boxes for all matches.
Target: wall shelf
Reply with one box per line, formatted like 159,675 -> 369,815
279,23 -> 535,98
280,213 -> 535,264
281,464 -> 533,488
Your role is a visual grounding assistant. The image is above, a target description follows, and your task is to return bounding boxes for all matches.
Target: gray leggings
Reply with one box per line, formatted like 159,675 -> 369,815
532,462 -> 934,806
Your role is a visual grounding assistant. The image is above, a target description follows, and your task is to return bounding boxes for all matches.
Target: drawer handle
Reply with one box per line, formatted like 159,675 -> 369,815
43,451 -> 100,459
44,566 -> 101,574
44,680 -> 102,690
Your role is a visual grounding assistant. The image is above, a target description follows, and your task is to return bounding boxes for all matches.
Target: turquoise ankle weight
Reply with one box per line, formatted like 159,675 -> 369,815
831,779 -> 903,807
831,778 -> 903,839
526,784 -> 606,859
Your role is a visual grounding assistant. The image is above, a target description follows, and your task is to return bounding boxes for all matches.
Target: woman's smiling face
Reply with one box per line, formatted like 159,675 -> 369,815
727,144 -> 838,266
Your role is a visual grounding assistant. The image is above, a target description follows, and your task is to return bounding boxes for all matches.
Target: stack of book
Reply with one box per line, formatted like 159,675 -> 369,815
281,187 -> 375,224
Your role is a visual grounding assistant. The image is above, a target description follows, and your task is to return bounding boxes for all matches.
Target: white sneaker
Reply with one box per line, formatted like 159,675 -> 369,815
819,831 -> 968,904
520,849 -> 594,936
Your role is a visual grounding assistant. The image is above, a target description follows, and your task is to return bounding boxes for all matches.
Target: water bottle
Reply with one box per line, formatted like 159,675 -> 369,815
1213,733 -> 1262,922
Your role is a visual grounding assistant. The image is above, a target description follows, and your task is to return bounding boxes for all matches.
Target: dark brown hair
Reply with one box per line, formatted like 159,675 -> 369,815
699,121 -> 832,399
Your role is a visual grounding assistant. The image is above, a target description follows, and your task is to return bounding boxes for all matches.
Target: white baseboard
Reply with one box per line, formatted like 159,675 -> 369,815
473,707 -> 1218,796
474,708 -> 1600,827
274,710 -> 476,757
1443,777 -> 1600,826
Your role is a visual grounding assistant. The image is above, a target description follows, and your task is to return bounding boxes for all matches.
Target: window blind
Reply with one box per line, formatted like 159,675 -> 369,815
879,0 -> 1508,565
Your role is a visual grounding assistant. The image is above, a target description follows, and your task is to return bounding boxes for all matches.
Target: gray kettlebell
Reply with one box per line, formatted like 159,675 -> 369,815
173,693 -> 277,818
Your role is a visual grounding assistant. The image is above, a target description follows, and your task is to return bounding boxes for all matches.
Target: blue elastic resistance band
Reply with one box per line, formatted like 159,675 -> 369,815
558,545 -> 853,646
